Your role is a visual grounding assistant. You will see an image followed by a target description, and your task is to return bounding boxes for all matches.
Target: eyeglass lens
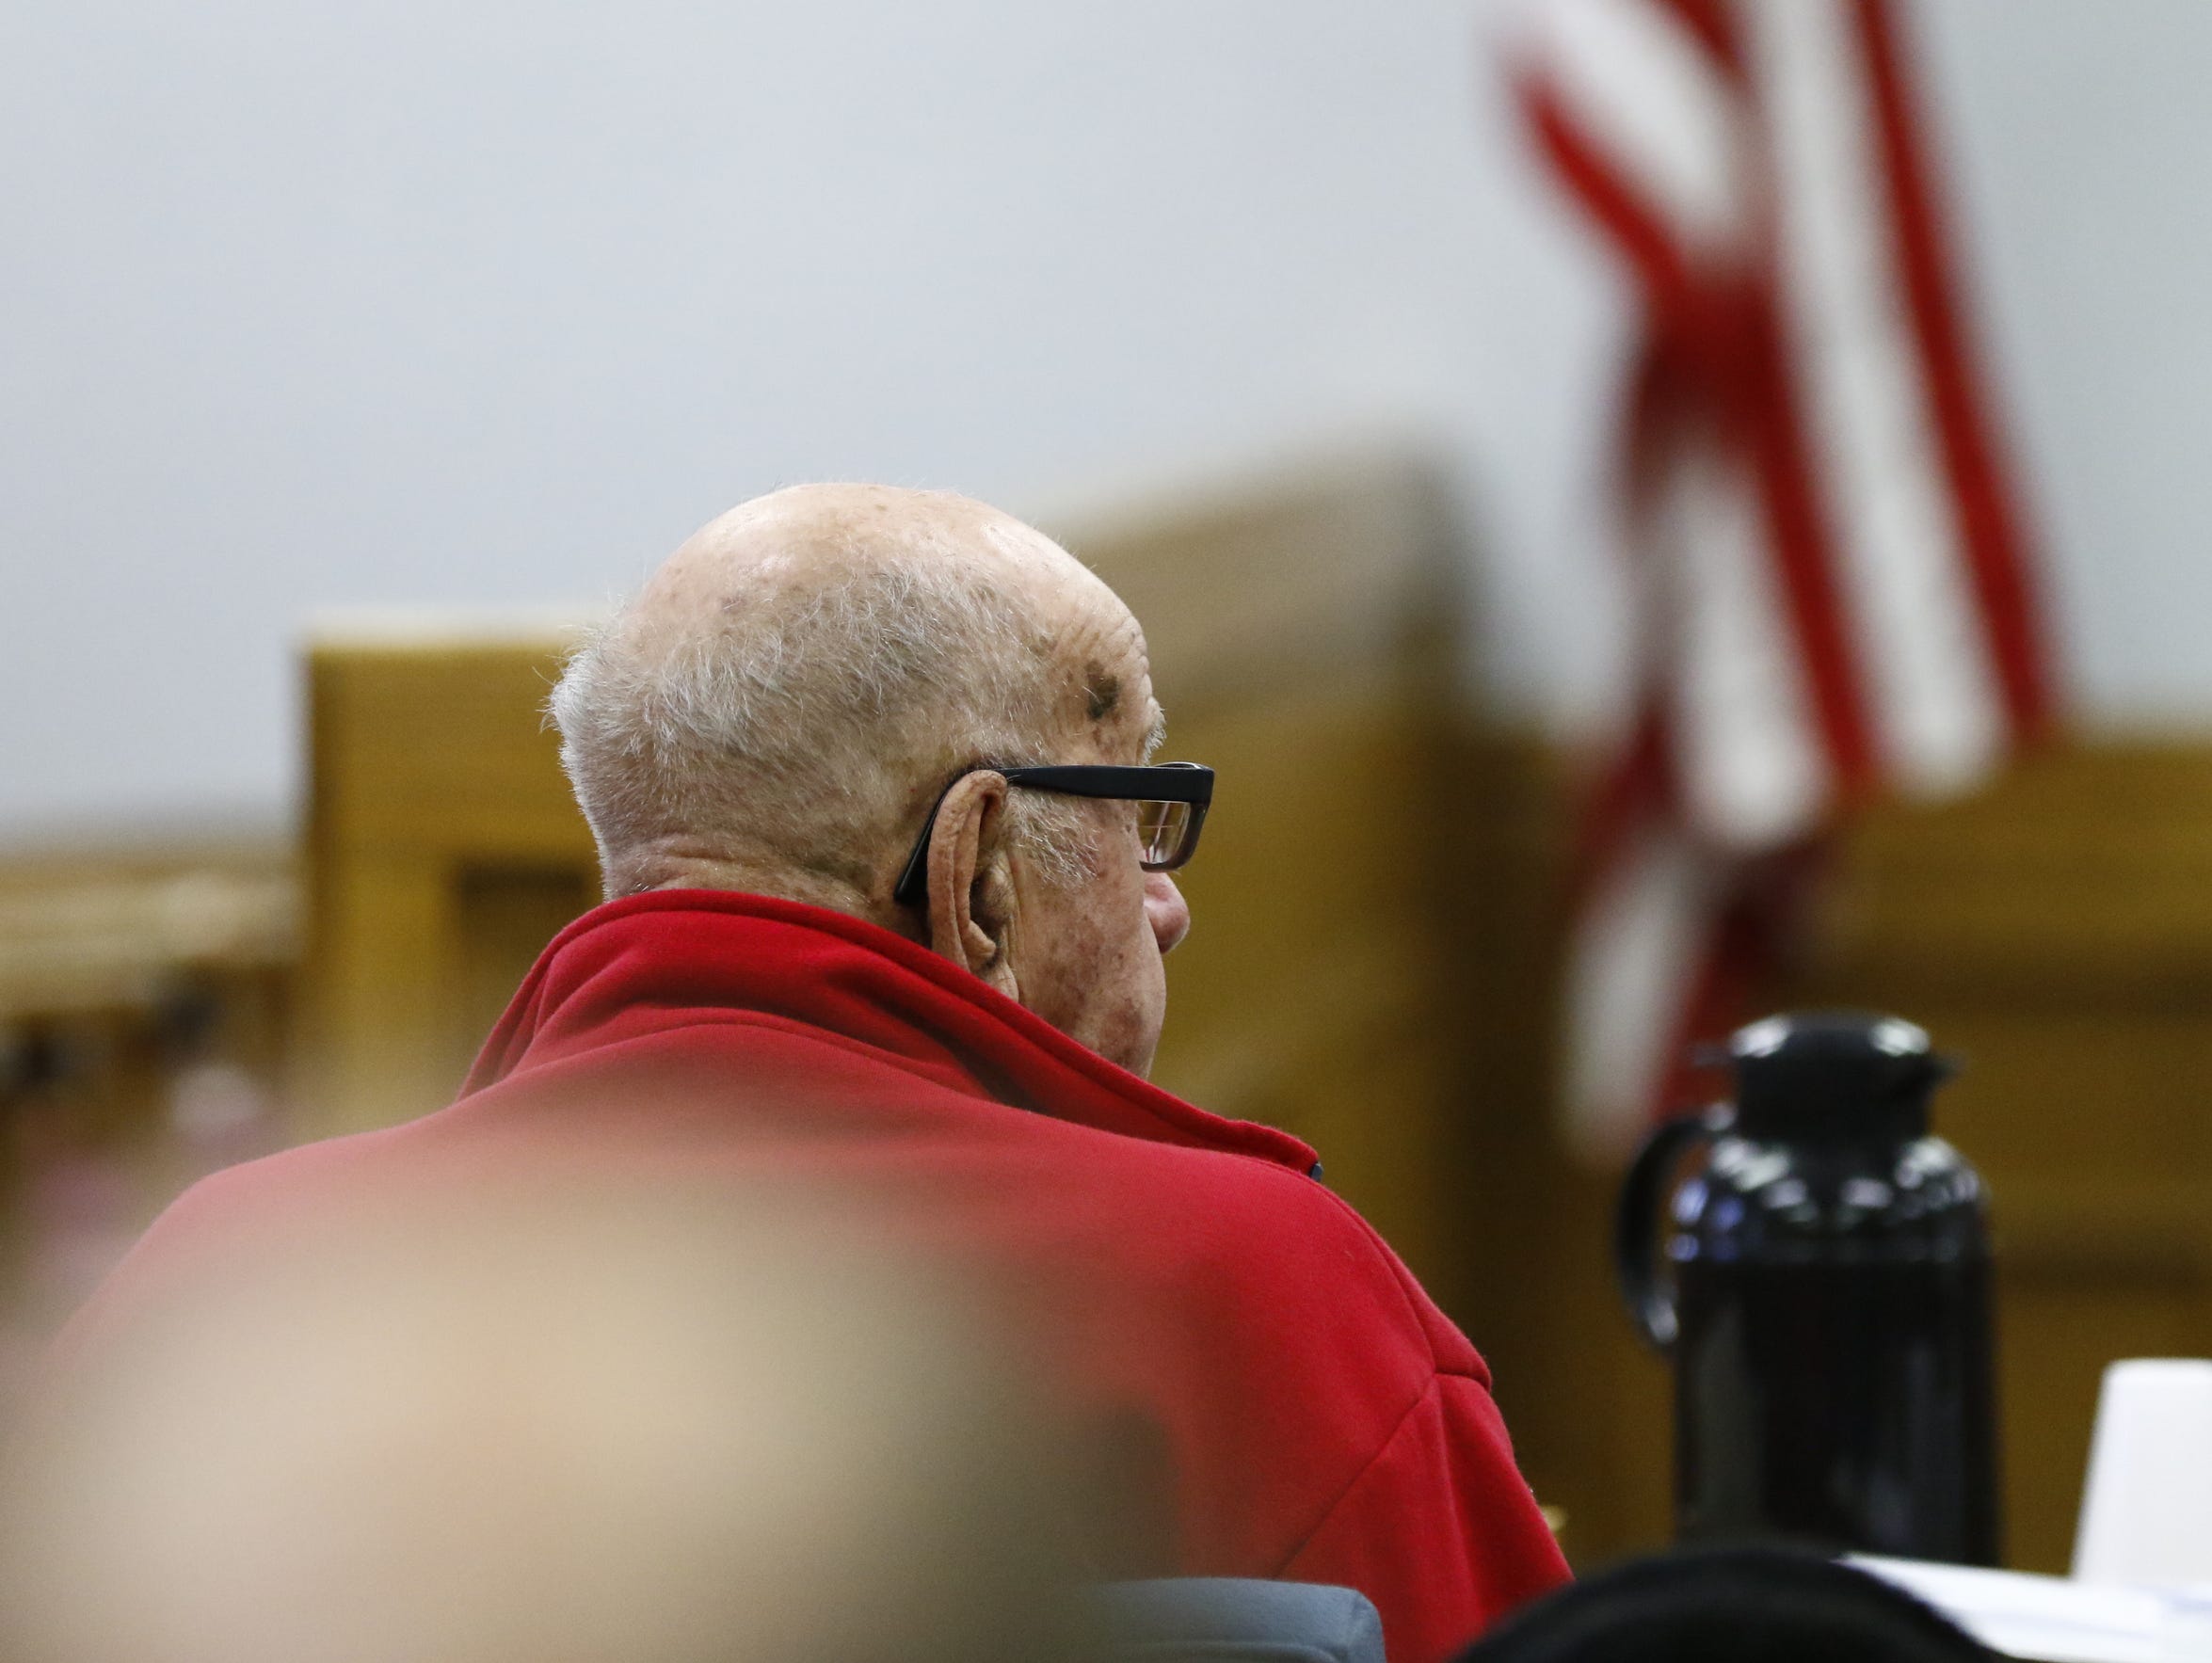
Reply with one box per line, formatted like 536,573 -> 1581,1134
1135,799 -> 1194,869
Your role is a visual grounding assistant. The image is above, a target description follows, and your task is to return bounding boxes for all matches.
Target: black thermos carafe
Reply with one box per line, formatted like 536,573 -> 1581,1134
1614,1011 -> 2000,1564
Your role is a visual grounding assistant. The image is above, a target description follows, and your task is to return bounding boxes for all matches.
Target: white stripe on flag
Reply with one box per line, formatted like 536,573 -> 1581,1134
1751,0 -> 2006,797
1663,427 -> 1834,849
1564,822 -> 1711,1159
1533,0 -> 1752,259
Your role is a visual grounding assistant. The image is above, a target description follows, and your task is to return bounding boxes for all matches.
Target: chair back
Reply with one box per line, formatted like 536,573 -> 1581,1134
1090,1578 -> 1387,1663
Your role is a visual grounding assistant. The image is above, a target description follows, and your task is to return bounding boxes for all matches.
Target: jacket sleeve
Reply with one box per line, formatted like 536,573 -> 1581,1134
1277,1368 -> 1570,1663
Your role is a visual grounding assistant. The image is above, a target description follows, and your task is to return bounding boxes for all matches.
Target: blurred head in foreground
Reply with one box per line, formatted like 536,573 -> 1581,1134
1454,1549 -> 1995,1663
4,1180 -> 1077,1663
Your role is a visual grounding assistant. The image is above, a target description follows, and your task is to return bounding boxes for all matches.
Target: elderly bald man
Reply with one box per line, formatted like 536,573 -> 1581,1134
555,484 -> 1198,1075
54,487 -> 1568,1663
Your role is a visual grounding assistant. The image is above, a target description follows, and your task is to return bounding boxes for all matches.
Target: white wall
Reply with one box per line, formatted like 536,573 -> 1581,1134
1917,0 -> 2212,726
1,0 -> 2206,839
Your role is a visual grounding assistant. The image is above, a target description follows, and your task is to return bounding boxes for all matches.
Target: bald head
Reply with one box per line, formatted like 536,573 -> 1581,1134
552,484 -> 1158,909
634,486 -> 1104,641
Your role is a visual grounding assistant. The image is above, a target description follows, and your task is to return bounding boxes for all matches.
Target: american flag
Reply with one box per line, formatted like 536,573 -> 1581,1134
1515,0 -> 2056,1157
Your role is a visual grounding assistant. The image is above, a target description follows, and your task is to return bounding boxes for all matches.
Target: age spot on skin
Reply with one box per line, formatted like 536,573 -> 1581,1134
1084,668 -> 1121,723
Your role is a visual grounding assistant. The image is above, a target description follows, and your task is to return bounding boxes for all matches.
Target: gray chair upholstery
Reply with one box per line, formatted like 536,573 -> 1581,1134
1090,1577 -> 1387,1663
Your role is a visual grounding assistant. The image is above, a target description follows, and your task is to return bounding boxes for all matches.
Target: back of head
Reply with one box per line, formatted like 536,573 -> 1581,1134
1454,1549 -> 1995,1663
552,484 -> 1111,903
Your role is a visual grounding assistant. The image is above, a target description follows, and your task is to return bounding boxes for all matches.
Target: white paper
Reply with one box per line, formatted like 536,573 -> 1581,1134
1851,1557 -> 2212,1663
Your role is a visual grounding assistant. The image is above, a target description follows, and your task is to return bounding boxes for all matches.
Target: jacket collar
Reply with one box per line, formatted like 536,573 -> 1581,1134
463,890 -> 1320,1175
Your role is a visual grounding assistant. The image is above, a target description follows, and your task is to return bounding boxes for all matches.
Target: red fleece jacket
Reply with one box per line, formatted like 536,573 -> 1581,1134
56,893 -> 1567,1662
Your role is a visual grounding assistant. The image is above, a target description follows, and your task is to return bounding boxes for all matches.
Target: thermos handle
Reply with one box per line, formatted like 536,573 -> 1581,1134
1614,1111 -> 1721,1352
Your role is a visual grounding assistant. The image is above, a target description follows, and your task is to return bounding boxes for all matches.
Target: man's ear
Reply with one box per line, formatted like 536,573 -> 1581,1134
925,771 -> 1020,997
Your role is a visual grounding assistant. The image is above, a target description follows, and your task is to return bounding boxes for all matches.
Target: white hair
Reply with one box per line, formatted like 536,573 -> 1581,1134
550,554 -> 1094,901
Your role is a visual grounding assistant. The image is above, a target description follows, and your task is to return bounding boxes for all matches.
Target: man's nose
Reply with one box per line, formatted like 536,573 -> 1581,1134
1145,871 -> 1192,955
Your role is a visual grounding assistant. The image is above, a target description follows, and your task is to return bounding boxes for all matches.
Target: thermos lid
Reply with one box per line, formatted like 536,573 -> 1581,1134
1726,1010 -> 1952,1139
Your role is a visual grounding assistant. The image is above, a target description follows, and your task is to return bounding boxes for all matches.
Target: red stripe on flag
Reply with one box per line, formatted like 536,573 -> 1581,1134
1733,274 -> 1883,798
1851,0 -> 2055,740
1516,72 -> 1705,326
1651,0 -> 1745,80
1658,838 -> 1826,1112
1568,700 -> 1675,905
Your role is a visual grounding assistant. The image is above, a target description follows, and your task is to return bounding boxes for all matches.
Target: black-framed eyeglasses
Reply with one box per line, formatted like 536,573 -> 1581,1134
892,761 -> 1214,908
